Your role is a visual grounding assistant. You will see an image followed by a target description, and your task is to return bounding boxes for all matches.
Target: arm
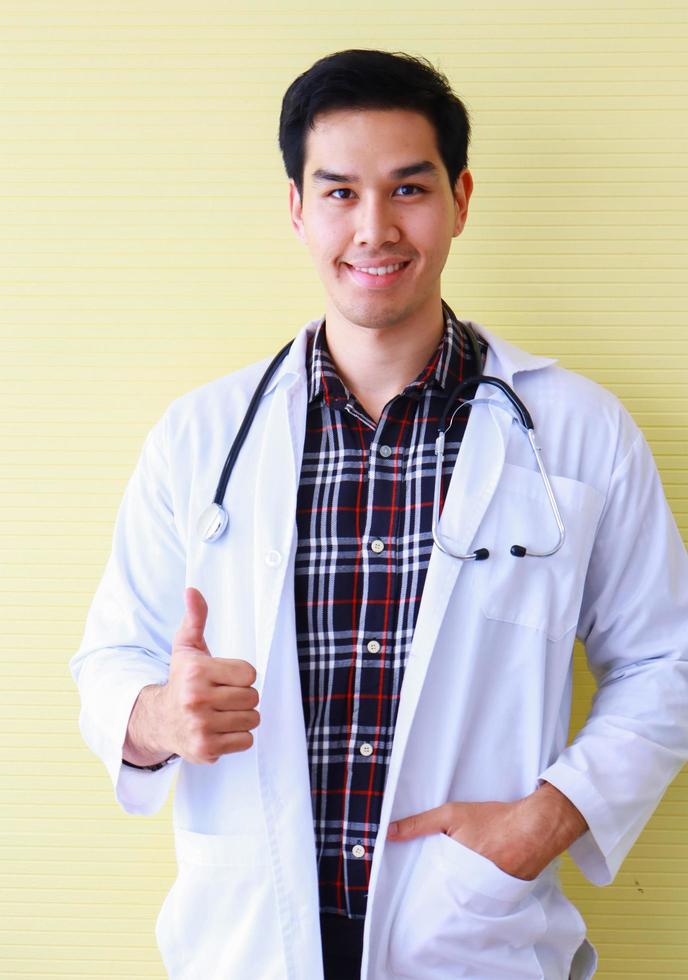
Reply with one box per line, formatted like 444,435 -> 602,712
388,423 -> 688,882
538,427 -> 688,884
69,411 -> 185,814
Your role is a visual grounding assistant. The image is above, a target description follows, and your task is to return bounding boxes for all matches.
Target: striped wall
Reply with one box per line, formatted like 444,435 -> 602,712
1,2 -> 686,976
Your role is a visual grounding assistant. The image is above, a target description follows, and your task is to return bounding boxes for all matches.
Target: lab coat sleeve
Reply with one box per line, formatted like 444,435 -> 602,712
69,409 -> 185,816
538,425 -> 688,886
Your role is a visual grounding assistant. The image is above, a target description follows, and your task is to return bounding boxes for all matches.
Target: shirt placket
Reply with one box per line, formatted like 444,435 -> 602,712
301,314 -> 481,921
340,394 -> 417,918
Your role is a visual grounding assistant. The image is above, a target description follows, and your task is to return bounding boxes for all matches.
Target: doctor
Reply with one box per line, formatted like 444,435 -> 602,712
70,49 -> 688,980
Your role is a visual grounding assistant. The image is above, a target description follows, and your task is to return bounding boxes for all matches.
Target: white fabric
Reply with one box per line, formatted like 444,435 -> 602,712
70,316 -> 688,980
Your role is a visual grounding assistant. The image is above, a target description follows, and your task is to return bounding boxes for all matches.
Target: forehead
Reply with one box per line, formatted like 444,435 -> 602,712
304,108 -> 442,170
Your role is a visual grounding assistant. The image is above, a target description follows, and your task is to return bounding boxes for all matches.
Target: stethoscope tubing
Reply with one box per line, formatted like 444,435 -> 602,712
198,301 -> 566,559
431,395 -> 566,560
212,338 -> 294,507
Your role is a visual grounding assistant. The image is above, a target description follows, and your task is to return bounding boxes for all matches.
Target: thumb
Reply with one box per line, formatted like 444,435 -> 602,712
175,586 -> 209,652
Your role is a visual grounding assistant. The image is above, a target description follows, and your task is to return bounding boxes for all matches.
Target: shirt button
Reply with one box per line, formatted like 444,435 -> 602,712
264,550 -> 282,567
352,844 -> 366,858
370,539 -> 385,554
379,445 -> 392,458
359,742 -> 374,757
366,639 -> 381,654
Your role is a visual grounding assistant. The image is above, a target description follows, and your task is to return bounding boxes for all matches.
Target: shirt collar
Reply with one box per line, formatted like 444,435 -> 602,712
259,310 -> 557,402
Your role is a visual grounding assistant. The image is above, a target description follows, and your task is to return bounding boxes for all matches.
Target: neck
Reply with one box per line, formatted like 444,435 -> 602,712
322,296 -> 447,408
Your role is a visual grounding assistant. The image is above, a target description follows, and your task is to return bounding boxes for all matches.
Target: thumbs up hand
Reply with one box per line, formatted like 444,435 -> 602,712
160,587 -> 261,765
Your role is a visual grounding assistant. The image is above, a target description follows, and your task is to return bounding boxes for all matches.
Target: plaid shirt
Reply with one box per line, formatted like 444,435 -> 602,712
294,306 -> 487,920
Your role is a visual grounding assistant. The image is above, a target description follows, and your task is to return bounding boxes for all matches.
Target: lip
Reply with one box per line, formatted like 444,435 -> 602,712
343,260 -> 411,289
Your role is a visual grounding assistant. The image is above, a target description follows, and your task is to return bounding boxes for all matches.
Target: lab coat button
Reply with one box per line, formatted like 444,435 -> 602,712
370,539 -> 385,554
265,550 -> 282,567
366,639 -> 381,654
359,742 -> 374,756
379,445 -> 392,458
352,844 -> 365,858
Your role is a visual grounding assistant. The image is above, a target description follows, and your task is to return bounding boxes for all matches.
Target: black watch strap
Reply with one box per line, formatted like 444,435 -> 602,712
121,754 -> 179,772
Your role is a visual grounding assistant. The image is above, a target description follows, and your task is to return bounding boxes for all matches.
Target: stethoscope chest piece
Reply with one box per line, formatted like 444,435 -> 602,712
197,502 -> 229,543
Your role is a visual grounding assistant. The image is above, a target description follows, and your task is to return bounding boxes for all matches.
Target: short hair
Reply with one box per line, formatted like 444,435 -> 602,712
278,48 -> 471,200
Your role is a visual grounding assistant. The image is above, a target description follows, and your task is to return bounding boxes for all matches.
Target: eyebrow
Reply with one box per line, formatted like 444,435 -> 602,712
311,160 -> 440,184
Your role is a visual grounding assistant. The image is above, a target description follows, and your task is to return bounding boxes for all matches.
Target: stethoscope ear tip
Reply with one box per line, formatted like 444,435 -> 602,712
197,503 -> 229,543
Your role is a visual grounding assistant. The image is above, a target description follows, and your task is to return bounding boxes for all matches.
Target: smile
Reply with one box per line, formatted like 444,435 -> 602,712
344,260 -> 411,287
353,261 -> 406,275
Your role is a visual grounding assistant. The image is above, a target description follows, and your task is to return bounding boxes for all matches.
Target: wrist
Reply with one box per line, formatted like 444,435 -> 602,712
519,781 -> 588,862
123,683 -> 175,767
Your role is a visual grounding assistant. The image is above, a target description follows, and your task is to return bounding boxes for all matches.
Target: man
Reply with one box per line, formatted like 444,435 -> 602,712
70,50 -> 688,980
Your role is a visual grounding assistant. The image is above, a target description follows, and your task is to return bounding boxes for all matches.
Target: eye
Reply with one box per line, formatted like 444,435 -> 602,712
328,188 -> 355,200
394,184 -> 424,196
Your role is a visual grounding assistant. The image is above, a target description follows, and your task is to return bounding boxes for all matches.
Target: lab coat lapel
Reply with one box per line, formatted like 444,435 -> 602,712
383,384 -> 515,782
362,379 -> 517,978
392,322 -> 556,711
251,331 -> 311,681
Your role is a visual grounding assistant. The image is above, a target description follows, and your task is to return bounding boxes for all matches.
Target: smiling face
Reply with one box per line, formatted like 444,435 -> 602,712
288,108 -> 473,334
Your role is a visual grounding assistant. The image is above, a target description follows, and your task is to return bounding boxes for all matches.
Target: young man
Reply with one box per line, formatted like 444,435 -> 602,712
70,50 -> 688,979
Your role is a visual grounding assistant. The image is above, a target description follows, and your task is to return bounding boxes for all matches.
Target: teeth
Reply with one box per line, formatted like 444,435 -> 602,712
353,262 -> 406,276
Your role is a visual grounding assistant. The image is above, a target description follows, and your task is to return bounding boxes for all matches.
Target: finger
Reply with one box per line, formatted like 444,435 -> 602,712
175,586 -> 209,651
206,708 -> 261,734
207,684 -> 259,711
387,805 -> 446,839
194,730 -> 256,764
215,730 -> 255,756
204,657 -> 257,688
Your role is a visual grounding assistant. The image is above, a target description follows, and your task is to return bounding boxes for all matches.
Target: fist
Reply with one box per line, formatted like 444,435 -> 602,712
162,587 -> 261,765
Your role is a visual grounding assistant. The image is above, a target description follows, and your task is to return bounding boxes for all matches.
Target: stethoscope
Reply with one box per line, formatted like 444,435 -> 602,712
197,300 -> 565,561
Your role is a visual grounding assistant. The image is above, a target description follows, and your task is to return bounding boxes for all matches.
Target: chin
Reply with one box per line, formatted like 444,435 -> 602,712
337,296 -> 419,330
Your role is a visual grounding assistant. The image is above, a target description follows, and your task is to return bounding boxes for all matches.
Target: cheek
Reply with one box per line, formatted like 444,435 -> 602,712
409,206 -> 451,250
415,236 -> 446,270
305,213 -> 342,263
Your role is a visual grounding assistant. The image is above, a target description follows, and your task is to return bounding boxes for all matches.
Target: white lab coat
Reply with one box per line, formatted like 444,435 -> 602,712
70,316 -> 688,980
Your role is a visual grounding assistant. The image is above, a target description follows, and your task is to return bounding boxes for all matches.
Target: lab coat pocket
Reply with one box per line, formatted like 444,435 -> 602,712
478,464 -> 605,642
388,831 -> 547,979
155,828 -> 282,980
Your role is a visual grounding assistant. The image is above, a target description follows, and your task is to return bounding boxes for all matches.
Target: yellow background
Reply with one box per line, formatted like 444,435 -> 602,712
2,1 -> 686,976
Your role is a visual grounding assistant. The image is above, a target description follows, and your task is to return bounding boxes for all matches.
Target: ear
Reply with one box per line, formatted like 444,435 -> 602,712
288,179 -> 307,243
452,168 -> 473,238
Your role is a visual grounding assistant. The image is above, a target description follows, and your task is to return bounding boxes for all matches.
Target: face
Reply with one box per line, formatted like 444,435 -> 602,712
288,107 -> 473,333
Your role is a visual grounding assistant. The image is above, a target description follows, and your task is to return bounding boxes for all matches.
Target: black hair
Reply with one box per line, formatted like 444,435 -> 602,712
278,48 -> 471,200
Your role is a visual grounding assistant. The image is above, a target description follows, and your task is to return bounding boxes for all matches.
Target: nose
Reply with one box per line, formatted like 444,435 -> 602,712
353,195 -> 401,249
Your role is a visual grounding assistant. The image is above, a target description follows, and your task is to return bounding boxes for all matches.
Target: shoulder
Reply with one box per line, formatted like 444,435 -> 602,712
471,319 -> 644,492
521,359 -> 638,439
518,359 -> 623,416
140,319 -> 317,471
515,361 -> 644,495
167,356 -> 274,420
143,355 -> 279,458
156,319 -> 317,436
130,356 -> 276,474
